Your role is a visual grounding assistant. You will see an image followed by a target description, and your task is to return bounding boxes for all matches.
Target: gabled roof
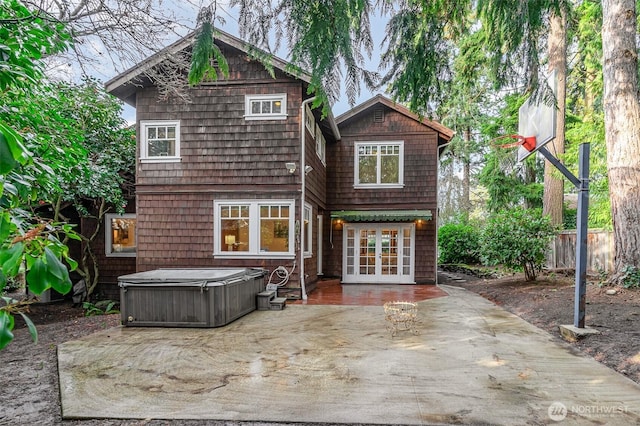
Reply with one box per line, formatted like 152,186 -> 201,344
335,94 -> 454,142
105,28 -> 340,140
106,28 -> 309,105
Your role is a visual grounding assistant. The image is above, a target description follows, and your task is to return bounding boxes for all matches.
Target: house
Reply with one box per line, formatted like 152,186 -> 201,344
103,28 -> 453,299
326,96 -> 453,285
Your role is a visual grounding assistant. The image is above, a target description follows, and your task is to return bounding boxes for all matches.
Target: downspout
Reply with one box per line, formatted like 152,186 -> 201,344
299,96 -> 316,300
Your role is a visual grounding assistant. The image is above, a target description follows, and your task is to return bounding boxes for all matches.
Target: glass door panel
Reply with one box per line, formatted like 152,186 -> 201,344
343,224 -> 414,283
380,229 -> 398,275
359,229 -> 377,275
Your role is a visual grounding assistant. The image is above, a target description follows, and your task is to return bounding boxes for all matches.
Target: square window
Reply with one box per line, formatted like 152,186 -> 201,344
140,120 -> 180,162
354,142 -> 404,187
105,214 -> 136,257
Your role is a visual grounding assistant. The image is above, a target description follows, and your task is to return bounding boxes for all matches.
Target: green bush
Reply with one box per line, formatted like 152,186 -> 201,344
621,266 -> 640,289
3,276 -> 23,293
438,223 -> 481,265
480,208 -> 559,281
82,300 -> 119,316
563,206 -> 577,229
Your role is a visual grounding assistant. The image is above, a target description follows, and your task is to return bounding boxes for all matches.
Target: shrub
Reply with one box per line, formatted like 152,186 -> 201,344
438,223 -> 481,265
480,208 -> 559,281
621,266 -> 640,289
83,300 -> 119,316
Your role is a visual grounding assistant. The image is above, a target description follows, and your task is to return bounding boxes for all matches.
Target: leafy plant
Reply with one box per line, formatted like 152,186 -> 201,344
82,300 -> 119,317
0,0 -> 76,350
22,78 -> 136,299
595,266 -> 609,288
0,296 -> 37,349
620,266 -> 640,289
438,223 -> 481,265
2,273 -> 23,293
480,208 -> 559,281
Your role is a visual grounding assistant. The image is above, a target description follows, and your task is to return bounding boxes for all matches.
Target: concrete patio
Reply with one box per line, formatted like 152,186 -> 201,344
58,285 -> 640,425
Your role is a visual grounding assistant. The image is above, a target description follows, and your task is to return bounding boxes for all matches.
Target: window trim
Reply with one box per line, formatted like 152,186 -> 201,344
140,120 -> 181,163
213,199 -> 296,259
105,213 -> 136,258
354,141 -> 404,189
315,125 -> 326,164
244,94 -> 288,120
303,203 -> 313,258
305,104 -> 316,134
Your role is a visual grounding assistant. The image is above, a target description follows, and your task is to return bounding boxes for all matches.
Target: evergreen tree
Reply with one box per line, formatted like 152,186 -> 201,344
188,0 -> 638,281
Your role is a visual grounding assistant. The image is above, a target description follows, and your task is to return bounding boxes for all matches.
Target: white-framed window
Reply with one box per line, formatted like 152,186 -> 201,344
354,141 -> 404,188
303,203 -> 312,257
305,104 -> 316,134
315,124 -> 326,164
244,94 -> 287,120
105,214 -> 136,257
214,200 -> 295,258
140,120 -> 180,162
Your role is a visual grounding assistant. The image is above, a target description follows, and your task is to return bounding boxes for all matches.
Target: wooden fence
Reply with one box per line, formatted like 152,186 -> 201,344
546,230 -> 614,274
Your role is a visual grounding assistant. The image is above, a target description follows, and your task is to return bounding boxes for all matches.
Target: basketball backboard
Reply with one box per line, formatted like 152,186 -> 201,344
517,71 -> 558,162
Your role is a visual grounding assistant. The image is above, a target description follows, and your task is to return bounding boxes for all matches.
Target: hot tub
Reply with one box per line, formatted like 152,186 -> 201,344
118,268 -> 267,328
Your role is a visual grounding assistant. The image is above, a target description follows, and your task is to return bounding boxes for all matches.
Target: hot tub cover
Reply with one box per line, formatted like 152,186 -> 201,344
119,268 -> 266,287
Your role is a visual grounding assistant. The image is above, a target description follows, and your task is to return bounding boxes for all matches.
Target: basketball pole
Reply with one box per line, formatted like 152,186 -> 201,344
537,143 -> 591,328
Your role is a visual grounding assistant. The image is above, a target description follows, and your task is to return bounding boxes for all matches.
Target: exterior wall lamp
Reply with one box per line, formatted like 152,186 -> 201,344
285,162 -> 296,174
305,165 -> 313,175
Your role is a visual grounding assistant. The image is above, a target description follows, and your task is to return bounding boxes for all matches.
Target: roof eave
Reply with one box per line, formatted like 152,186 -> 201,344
336,94 -> 454,141
326,110 -> 341,141
105,28 -> 314,103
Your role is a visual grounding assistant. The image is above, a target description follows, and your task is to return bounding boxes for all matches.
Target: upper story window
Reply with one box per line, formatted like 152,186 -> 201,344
245,94 -> 287,120
315,124 -> 326,164
105,214 -> 136,257
140,120 -> 180,162
305,104 -> 316,134
215,200 -> 295,259
354,141 -> 404,188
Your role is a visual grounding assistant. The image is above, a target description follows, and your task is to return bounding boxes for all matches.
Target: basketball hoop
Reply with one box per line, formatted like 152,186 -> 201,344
490,134 -> 537,152
489,134 -> 537,174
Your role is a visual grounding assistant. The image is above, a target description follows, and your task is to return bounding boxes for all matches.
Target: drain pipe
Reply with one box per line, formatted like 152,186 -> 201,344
299,96 -> 316,300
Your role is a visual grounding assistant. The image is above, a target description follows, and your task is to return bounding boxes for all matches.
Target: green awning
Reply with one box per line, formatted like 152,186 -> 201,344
330,209 -> 432,222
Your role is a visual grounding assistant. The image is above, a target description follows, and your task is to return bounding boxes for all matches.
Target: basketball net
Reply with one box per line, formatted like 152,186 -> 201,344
489,134 -> 537,174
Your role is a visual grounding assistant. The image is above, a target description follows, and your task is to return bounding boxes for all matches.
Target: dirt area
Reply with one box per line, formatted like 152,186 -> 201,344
1,272 -> 639,425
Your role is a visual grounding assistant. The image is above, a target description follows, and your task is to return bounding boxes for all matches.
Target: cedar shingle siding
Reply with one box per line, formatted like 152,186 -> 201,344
105,29 -> 452,299
326,104 -> 441,283
133,49 -> 312,294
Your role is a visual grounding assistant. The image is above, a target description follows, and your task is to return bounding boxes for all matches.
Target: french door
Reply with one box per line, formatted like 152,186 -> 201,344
342,223 -> 415,283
